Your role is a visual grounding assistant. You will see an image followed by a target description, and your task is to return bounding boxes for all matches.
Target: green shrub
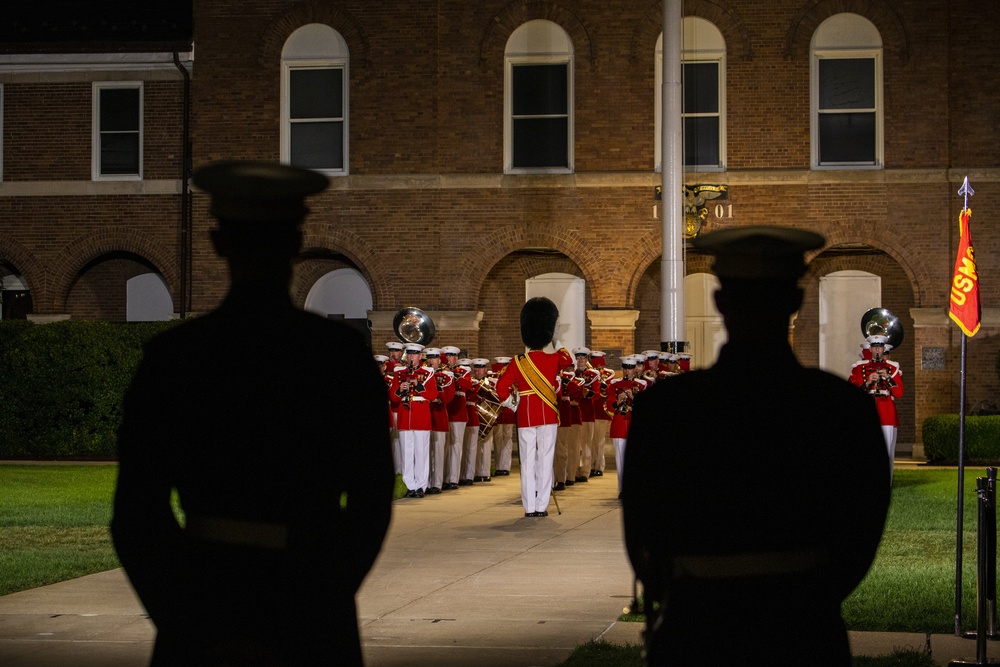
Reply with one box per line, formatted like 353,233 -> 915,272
0,320 -> 179,458
922,414 -> 1000,463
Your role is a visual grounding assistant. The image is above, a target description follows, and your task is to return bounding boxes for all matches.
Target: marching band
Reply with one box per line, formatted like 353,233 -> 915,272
375,338 -> 688,506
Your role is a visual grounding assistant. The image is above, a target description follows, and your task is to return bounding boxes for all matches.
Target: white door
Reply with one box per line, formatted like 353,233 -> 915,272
304,268 -> 373,319
525,273 -> 585,353
819,270 -> 881,379
684,272 -> 725,369
126,273 -> 173,321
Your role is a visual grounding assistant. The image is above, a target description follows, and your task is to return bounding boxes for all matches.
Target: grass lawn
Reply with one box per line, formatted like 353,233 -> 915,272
0,465 -> 987,636
0,465 -> 410,597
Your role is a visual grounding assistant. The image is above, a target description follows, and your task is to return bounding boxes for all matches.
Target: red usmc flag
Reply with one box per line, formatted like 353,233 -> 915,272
949,207 -> 981,337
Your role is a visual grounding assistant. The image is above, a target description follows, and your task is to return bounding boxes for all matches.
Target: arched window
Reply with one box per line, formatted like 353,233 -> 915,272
811,14 -> 883,169
281,24 -> 349,174
656,18 -> 727,171
504,20 -> 574,174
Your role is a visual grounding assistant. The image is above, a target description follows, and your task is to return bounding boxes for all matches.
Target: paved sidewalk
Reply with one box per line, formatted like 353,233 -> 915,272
2,460 -> 999,666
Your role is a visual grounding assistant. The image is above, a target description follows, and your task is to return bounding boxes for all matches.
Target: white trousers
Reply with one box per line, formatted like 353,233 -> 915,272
518,424 -> 557,514
592,420 -> 608,472
577,421 -> 595,478
494,423 -> 514,471
400,429 -> 430,491
882,425 -> 897,482
461,426 -> 479,481
429,430 -> 447,489
445,421 -> 466,484
613,437 -> 627,493
391,427 -> 402,475
477,429 -> 493,477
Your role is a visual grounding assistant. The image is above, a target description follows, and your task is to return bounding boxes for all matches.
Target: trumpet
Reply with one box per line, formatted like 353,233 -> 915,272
399,363 -> 424,407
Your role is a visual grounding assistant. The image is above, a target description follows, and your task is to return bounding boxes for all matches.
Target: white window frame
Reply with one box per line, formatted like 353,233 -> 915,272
810,15 -> 883,170
92,81 -> 143,181
280,24 -> 349,177
504,21 -> 574,175
655,19 -> 727,172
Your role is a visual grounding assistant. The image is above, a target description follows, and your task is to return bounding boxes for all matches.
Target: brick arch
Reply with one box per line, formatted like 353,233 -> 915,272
479,0 -> 597,66
630,0 -> 752,65
817,226 -> 925,303
51,230 -> 179,314
784,0 -> 909,62
259,2 -> 371,68
465,224 -> 598,302
291,249 -> 377,312
299,225 -> 390,308
0,235 -> 50,309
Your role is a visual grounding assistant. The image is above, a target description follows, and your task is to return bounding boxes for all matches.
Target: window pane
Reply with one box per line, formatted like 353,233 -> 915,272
100,88 -> 140,131
291,121 -> 344,170
101,133 -> 140,174
684,116 -> 720,167
819,59 -> 874,110
512,64 -> 567,116
290,69 -> 343,119
819,112 -> 875,163
683,63 -> 719,114
512,117 -> 568,168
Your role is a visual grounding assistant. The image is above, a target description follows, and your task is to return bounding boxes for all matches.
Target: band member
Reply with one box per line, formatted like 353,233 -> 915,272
572,347 -> 600,484
460,358 -> 482,485
676,351 -> 692,373
589,351 -> 611,478
849,334 -> 903,478
492,356 -> 515,476
442,347 -> 471,491
606,355 -> 641,498
472,359 -> 494,482
554,363 -> 583,490
495,297 -> 573,517
641,350 -> 660,384
424,348 -> 454,495
386,342 -> 405,475
389,343 -> 438,497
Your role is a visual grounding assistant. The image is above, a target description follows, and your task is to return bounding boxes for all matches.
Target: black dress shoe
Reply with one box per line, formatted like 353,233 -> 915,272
594,470 -> 603,477
415,489 -> 425,498
537,510 -> 548,517
554,482 -> 566,491
443,482 -> 458,490
427,487 -> 441,495
405,490 -> 416,498
565,480 -> 575,486
589,469 -> 597,477
458,479 -> 471,486
496,470 -> 509,476
473,475 -> 484,482
575,476 -> 588,483
525,512 -> 537,517
482,476 -> 491,482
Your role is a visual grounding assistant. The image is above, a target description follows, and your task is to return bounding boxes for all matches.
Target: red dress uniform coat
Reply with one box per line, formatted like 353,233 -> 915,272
492,362 -> 517,425
558,370 -> 584,427
606,378 -> 641,439
496,349 -> 573,427
849,360 -> 903,427
389,365 -> 438,431
577,368 -> 600,423
446,368 -> 473,423
465,379 -> 481,429
430,371 -> 455,432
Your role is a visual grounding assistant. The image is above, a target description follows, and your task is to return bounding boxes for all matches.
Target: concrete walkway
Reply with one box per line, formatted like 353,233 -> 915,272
1,462 -> 999,666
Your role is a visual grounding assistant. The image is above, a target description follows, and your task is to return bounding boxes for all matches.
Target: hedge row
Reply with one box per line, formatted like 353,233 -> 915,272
922,414 -> 1000,464
0,320 -> 179,458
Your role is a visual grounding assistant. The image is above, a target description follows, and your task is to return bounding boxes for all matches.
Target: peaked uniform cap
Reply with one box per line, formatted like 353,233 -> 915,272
693,225 -> 825,280
441,346 -> 461,356
193,161 -> 329,224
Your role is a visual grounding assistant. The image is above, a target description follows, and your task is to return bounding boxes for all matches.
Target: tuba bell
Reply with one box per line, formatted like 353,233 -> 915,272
860,307 -> 904,350
393,307 -> 436,346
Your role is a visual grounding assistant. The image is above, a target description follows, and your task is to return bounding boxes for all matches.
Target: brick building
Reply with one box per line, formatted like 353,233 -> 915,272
1,1 -> 998,455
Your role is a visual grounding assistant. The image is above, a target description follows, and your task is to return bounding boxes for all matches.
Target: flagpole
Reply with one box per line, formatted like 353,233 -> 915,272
953,176 -> 977,635
956,329 -> 967,635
